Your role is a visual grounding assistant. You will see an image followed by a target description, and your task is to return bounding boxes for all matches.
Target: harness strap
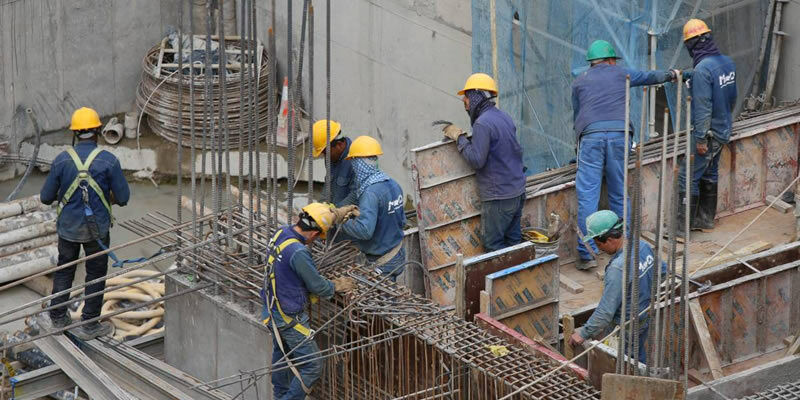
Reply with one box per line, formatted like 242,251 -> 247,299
58,148 -> 112,220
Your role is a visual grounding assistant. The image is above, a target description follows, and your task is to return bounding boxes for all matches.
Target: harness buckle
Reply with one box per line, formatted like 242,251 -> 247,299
80,185 -> 90,204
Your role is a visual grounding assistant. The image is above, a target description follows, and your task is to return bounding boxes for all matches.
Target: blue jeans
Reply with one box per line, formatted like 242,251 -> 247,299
481,194 -> 524,253
271,312 -> 322,400
576,131 -> 629,261
367,247 -> 406,282
678,136 -> 723,196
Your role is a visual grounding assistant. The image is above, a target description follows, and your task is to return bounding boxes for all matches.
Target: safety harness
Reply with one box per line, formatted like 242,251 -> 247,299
60,147 -> 167,268
261,229 -> 314,394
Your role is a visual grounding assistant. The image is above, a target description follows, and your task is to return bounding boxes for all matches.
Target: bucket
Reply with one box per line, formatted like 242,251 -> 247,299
522,227 -> 560,258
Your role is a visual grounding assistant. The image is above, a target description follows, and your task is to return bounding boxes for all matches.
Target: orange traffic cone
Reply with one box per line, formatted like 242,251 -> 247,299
277,77 -> 290,145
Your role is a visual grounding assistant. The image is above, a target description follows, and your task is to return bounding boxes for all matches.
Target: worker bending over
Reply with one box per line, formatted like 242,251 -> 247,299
40,107 -> 130,340
569,210 -> 666,363
311,119 -> 356,206
337,136 -> 407,280
263,203 -> 355,400
442,73 -> 526,253
572,40 -> 678,270
678,19 -> 737,234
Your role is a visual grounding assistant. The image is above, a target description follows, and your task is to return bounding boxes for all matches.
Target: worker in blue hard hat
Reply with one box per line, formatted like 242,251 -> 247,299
441,73 -> 526,253
568,210 -> 666,364
677,19 -> 737,235
40,107 -> 130,340
572,40 -> 679,270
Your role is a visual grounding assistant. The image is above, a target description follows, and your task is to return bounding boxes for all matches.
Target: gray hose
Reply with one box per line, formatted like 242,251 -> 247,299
6,108 -> 41,202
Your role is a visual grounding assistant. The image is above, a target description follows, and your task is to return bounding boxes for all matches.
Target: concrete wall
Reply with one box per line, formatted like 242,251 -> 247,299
260,0 -> 473,196
0,0 -> 180,149
774,4 -> 800,103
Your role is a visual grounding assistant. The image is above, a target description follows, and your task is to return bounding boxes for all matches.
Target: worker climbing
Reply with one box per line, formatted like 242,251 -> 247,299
572,40 -> 679,270
442,73 -> 526,253
312,119 -> 357,206
39,107 -> 130,340
263,202 -> 356,400
568,210 -> 666,363
337,136 -> 407,281
678,19 -> 737,235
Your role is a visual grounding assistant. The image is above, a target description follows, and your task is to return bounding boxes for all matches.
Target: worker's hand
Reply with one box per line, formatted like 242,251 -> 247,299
442,124 -> 465,141
669,69 -> 681,82
332,205 -> 360,223
332,277 -> 356,293
568,332 -> 585,348
696,141 -> 708,156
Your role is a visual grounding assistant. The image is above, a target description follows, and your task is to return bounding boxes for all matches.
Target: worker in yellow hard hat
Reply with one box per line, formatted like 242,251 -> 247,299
40,107 -> 130,340
263,202 -> 356,398
336,136 -> 407,281
677,18 -> 736,236
441,73 -> 526,253
311,119 -> 360,206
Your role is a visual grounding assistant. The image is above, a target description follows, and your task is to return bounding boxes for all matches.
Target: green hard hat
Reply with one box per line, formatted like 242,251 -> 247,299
583,210 -> 623,242
586,40 -> 619,62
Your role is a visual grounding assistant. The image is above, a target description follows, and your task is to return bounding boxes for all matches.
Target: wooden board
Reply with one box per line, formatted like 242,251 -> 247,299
485,254 -> 560,344
600,374 -> 684,400
689,299 -> 724,380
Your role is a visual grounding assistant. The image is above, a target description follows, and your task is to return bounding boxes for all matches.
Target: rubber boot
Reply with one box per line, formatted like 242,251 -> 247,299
694,180 -> 717,232
676,193 -> 699,238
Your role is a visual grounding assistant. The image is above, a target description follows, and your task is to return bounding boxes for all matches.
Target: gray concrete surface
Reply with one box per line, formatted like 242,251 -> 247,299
774,3 -> 800,104
687,355 -> 800,399
165,274 -> 272,399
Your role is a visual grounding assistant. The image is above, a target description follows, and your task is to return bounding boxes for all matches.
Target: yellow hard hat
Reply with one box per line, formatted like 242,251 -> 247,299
312,119 -> 342,158
69,107 -> 102,131
458,73 -> 498,96
683,19 -> 711,41
346,136 -> 383,159
301,202 -> 336,238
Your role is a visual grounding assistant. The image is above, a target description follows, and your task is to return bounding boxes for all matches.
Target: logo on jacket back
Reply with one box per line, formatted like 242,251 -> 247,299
387,194 -> 403,214
719,71 -> 735,89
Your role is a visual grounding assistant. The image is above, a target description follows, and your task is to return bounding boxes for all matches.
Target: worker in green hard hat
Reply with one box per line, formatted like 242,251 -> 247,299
572,39 -> 679,271
568,210 -> 666,363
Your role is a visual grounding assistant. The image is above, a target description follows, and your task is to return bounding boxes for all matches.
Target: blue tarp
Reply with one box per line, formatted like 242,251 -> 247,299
472,0 -> 767,175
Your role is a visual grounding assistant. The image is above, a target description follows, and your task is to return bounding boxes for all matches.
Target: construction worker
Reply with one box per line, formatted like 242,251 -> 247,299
572,40 -> 679,270
263,202 -> 356,399
678,19 -> 737,233
442,73 -> 526,253
39,107 -> 130,340
568,210 -> 666,363
312,119 -> 356,206
337,136 -> 407,280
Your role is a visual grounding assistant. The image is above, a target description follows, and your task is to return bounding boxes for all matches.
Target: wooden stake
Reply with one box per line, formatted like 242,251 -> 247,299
563,314 -> 575,359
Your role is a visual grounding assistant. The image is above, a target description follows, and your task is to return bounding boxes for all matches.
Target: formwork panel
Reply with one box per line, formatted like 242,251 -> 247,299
731,280 -> 759,361
733,137 -> 765,209
417,178 -> 480,227
717,144 -> 733,214
764,126 -> 799,196
765,272 -> 792,351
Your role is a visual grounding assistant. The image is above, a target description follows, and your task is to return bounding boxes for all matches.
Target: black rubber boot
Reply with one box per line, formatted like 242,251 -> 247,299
694,180 -> 718,231
676,193 -> 699,238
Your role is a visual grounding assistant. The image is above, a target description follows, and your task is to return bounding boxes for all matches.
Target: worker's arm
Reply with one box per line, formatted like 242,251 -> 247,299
340,189 -> 379,240
109,159 -> 130,206
336,190 -> 357,207
290,249 -> 335,300
579,264 -> 623,339
627,68 -> 673,87
690,67 -> 713,143
39,157 -> 63,205
456,121 -> 491,170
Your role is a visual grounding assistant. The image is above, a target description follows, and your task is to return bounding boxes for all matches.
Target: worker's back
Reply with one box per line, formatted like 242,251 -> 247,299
571,64 -> 631,136
40,141 -> 129,242
607,239 -> 665,323
690,54 -> 737,143
268,225 -> 311,315
470,106 -> 526,201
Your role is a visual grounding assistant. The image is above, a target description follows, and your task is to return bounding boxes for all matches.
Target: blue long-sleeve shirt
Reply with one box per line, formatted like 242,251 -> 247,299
329,137 -> 356,206
339,179 -> 405,256
287,244 -> 335,300
684,54 -> 737,144
572,64 -> 673,137
40,141 -> 130,242
579,239 -> 667,340
456,105 -> 525,201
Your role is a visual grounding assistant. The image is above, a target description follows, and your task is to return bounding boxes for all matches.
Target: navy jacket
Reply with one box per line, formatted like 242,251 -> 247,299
340,179 -> 405,256
456,105 -> 526,201
330,137 -> 356,206
580,239 -> 667,339
685,54 -> 737,143
572,64 -> 673,137
40,141 -> 130,242
268,225 -> 334,316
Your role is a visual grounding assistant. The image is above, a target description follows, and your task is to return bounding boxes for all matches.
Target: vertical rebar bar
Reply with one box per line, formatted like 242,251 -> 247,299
307,4 -> 315,202
682,95 -> 692,392
270,19 -> 279,228
189,0 -> 199,272
176,0 -> 185,268
630,87 -> 647,375
325,0 -> 332,202
287,0 -> 295,222
204,0 -> 219,295
237,1 -> 245,208
617,75 -> 631,374
665,72 -> 683,379
218,0 -> 233,257
649,106 -> 670,373
251,0 -> 262,220
242,0 -> 254,264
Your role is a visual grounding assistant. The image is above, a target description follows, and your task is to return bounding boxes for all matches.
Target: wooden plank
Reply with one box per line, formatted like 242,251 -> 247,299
559,274 -> 584,294
785,334 -> 800,356
563,314 -> 575,359
485,255 -> 559,317
462,241 -> 537,319
733,137 -> 765,209
600,374 -> 685,400
764,126 -> 799,196
689,299 -> 724,380
454,254 -> 465,319
479,291 -> 489,314
417,178 -> 480,226
766,195 -> 793,213
700,241 -> 772,268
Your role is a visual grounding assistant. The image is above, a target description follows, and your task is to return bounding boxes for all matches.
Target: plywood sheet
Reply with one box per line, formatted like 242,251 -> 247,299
731,280 -> 759,360
764,127 -> 799,196
412,141 -> 474,189
732,137 -> 765,209
495,303 -> 559,343
717,145 -> 733,213
417,178 -> 481,227
765,272 -> 792,350
420,217 -> 482,270
463,242 -> 537,321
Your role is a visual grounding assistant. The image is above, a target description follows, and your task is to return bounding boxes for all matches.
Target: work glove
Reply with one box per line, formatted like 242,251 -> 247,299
332,277 -> 356,293
332,205 -> 360,224
442,124 -> 465,141
668,69 -> 681,82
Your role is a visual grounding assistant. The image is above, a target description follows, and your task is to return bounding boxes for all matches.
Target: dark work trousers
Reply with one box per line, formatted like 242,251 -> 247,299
50,235 -> 110,321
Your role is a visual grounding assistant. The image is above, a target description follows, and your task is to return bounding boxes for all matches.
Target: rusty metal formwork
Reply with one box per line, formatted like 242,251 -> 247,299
411,105 -> 800,308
